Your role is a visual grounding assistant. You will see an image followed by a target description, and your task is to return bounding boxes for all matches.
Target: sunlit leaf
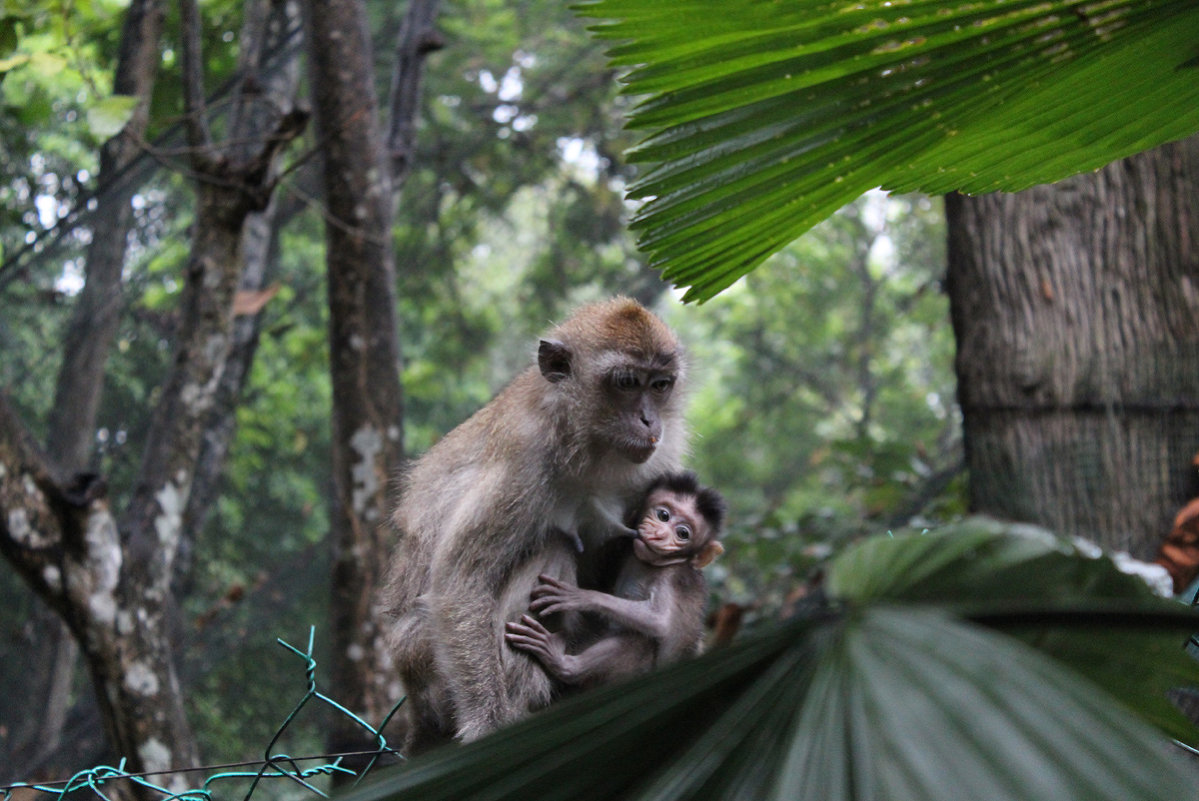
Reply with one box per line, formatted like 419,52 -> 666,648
0,52 -> 27,72
826,518 -> 1159,604
28,50 -> 65,77
577,0 -> 1199,300
86,94 -> 138,140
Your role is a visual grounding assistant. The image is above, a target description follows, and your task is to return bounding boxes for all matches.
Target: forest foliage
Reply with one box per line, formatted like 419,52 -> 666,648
580,0 -> 1199,299
2,0 -> 1197,795
0,0 -> 960,769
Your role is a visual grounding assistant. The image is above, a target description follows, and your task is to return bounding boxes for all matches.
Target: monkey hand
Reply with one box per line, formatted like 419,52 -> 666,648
529,573 -> 588,615
505,615 -> 577,681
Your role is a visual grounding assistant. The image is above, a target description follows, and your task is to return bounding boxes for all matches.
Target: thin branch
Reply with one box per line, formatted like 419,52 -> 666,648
386,0 -> 443,186
179,0 -> 215,156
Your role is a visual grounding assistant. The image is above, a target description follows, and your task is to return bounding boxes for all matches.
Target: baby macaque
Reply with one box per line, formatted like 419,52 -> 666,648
505,471 -> 725,686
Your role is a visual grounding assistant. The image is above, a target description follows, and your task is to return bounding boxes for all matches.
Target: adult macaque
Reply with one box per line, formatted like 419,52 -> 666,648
383,298 -> 687,752
505,471 -> 725,686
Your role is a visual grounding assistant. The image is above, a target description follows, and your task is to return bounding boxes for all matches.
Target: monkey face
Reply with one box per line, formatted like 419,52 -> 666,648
537,299 -> 687,468
600,361 -> 679,463
634,489 -> 709,566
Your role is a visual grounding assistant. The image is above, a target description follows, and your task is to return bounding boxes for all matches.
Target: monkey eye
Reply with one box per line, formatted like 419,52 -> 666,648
654,507 -> 671,522
650,376 -> 675,394
614,372 -> 641,390
675,525 -> 692,540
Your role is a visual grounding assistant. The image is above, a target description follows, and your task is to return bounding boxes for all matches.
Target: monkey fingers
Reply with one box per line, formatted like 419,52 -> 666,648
508,613 -> 551,637
531,574 -> 581,611
529,584 -> 581,615
529,596 -> 570,616
536,573 -> 573,589
504,616 -> 557,660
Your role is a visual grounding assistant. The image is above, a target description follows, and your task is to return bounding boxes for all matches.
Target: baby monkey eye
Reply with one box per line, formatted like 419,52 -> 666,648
675,526 -> 691,540
615,373 -> 640,390
654,507 -> 671,522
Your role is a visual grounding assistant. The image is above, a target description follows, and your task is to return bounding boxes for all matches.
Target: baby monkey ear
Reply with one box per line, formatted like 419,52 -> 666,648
538,339 -> 573,383
692,541 -> 724,569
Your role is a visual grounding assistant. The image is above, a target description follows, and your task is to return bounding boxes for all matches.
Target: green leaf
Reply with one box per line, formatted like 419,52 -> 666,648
0,17 -> 18,60
86,94 -> 138,140
339,607 -> 1197,801
826,517 -> 1161,604
827,519 -> 1199,745
577,0 -> 1199,301
0,51 -> 26,72
28,50 -> 65,77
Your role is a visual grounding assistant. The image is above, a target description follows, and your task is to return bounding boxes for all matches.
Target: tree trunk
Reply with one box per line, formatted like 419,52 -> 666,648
0,0 -> 307,785
45,0 -> 164,475
946,135 -> 1199,558
181,0 -> 304,582
2,0 -> 164,777
302,0 -> 408,765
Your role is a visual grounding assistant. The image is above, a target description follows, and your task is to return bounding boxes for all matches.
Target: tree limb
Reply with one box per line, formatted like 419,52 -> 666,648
45,0 -> 165,474
179,0 -> 215,156
387,0 -> 442,185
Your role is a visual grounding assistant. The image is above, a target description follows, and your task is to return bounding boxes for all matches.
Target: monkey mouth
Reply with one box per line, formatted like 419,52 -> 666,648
622,438 -> 659,463
633,537 -> 686,566
632,538 -> 654,561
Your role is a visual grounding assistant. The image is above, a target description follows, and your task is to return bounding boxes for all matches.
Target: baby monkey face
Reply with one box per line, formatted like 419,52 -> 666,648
633,489 -> 707,566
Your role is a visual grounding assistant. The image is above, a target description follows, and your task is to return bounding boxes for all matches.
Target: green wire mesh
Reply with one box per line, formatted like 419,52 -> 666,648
0,628 -> 405,801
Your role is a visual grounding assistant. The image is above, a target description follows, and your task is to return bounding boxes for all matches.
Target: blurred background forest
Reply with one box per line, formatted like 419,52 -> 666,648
0,0 -> 1194,789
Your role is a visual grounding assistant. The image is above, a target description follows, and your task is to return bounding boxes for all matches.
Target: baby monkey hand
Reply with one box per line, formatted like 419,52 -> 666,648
528,573 -> 587,616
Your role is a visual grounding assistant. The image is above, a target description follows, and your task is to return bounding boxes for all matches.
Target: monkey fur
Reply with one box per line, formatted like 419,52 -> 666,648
505,471 -> 725,687
383,297 -> 688,751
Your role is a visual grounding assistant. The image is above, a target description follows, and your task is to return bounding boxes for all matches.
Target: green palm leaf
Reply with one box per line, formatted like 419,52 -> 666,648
343,607 -> 1198,801
828,519 -> 1199,744
344,522 -> 1199,800
578,0 -> 1199,300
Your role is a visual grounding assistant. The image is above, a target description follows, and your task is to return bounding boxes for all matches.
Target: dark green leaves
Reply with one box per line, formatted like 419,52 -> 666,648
829,519 -> 1199,744
343,520 -> 1199,801
827,517 -> 1164,604
578,0 -> 1199,300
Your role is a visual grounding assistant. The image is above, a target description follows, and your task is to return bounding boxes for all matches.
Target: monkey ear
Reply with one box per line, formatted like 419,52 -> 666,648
538,339 -> 573,383
692,541 -> 724,569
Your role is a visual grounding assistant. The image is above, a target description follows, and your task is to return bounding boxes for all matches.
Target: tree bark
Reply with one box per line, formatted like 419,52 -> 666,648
386,0 -> 442,184
2,0 -> 164,777
301,0 -> 410,764
181,0 -> 304,581
947,134 -> 1199,558
45,0 -> 164,475
0,0 -> 307,785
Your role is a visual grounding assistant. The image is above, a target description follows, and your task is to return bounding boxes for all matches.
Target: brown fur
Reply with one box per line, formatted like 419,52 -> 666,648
383,298 -> 688,750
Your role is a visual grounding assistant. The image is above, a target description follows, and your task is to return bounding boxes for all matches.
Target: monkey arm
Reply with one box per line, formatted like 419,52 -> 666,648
426,523 -> 533,739
575,588 -> 675,642
561,631 -> 656,684
530,574 -> 675,642
506,615 -> 653,686
427,571 -> 510,741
